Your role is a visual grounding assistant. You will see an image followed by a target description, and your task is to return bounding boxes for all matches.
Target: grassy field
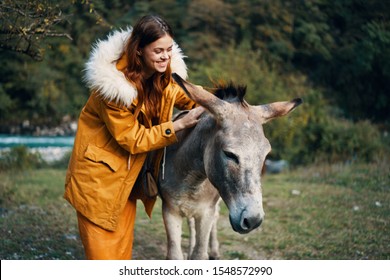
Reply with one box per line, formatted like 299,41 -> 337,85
0,161 -> 389,260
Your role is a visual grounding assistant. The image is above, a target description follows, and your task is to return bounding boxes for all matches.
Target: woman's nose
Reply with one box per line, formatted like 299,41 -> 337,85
161,51 -> 170,60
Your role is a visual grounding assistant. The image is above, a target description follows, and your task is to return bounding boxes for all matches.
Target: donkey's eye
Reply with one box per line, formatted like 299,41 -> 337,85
223,150 -> 239,165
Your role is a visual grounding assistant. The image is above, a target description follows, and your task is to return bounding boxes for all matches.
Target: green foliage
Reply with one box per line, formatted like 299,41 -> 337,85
0,146 -> 71,171
189,43 -> 386,165
291,0 -> 390,122
0,0 -> 70,60
49,150 -> 72,169
299,117 -> 384,164
0,0 -> 389,165
0,84 -> 13,116
316,119 -> 383,163
0,146 -> 46,171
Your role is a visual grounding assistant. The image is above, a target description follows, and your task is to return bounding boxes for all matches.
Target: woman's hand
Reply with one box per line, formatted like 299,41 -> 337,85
173,106 -> 205,132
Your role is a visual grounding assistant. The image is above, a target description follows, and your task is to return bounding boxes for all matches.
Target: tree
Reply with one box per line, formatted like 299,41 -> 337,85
0,0 -> 72,60
0,0 -> 140,133
181,0 -> 237,64
291,0 -> 390,123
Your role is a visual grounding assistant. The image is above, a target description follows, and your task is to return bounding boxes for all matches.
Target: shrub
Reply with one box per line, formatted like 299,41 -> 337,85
49,150 -> 71,169
189,44 -> 386,165
316,119 -> 383,163
0,146 -> 46,171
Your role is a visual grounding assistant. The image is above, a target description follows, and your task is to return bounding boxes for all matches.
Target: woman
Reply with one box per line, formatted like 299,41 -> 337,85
64,15 -> 204,259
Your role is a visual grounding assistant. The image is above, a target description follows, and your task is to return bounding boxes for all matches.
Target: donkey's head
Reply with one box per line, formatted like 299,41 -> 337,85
173,73 -> 302,234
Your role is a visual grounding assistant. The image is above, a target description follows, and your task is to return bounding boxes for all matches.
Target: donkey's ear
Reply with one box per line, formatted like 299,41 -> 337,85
172,73 -> 219,105
172,73 -> 227,120
254,98 -> 303,124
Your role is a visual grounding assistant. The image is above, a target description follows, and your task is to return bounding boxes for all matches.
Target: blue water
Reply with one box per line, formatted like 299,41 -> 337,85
0,135 -> 75,162
0,135 -> 75,148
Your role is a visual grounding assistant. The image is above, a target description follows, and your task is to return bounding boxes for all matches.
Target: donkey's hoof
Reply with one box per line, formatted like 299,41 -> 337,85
209,255 -> 220,260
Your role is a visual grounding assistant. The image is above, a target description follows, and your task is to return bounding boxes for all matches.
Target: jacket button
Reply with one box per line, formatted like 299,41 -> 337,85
165,128 -> 171,135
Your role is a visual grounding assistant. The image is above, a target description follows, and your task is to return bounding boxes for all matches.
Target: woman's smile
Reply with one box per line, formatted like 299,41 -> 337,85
142,34 -> 173,77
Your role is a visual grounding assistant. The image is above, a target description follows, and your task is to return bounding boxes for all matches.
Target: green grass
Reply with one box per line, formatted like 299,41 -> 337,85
0,169 -> 84,260
1,161 -> 389,260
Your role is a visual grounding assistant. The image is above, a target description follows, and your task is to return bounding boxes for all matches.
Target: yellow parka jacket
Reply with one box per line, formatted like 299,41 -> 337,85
64,28 -> 196,231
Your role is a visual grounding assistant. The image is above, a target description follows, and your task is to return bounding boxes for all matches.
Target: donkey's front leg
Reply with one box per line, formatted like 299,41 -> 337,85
162,203 -> 184,260
190,210 -> 215,260
209,217 -> 220,259
187,217 -> 196,259
209,199 -> 221,260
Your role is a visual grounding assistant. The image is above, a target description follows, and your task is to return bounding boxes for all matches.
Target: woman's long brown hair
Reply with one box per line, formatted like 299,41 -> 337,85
122,15 -> 173,124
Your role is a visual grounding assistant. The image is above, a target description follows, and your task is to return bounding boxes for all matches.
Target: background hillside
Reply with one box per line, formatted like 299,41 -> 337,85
1,0 -> 389,165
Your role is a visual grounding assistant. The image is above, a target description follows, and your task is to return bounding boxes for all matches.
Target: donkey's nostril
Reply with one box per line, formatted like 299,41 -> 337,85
230,209 -> 263,234
242,218 -> 250,230
240,211 -> 262,233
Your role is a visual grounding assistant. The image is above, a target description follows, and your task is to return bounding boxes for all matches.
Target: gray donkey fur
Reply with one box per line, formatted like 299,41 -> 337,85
159,74 -> 302,259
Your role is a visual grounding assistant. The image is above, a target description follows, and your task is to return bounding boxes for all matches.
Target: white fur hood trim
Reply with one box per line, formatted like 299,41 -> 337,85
83,28 -> 188,107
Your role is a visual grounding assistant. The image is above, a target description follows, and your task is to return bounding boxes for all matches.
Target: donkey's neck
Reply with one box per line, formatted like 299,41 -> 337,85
168,114 -> 215,185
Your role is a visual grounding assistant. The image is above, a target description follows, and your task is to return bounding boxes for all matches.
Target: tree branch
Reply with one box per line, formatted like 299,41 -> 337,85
0,0 -> 73,60
0,42 -> 42,60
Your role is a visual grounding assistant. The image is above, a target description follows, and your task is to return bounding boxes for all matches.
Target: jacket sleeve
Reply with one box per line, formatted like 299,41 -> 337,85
172,84 -> 198,110
98,99 -> 178,155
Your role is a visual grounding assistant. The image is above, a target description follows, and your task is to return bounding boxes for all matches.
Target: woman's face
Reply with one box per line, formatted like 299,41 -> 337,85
141,34 -> 173,78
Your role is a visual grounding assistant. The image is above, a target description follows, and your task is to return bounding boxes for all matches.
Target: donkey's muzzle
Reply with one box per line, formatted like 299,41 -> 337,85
229,209 -> 263,234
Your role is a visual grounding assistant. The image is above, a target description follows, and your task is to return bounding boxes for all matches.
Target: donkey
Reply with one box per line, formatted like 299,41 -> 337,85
158,73 -> 302,260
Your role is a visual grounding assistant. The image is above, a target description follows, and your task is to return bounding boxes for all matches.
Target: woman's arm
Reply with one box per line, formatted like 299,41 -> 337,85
98,98 -> 204,154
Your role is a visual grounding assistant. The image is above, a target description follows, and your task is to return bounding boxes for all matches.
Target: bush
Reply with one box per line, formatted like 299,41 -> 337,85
0,146 -> 46,171
315,119 -> 384,163
49,150 -> 71,169
188,44 -> 387,165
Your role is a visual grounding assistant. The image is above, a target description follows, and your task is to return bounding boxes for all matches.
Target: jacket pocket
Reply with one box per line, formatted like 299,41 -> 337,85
84,144 -> 122,172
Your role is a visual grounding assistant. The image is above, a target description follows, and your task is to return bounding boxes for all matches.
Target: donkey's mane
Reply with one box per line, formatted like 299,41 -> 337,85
212,82 -> 247,105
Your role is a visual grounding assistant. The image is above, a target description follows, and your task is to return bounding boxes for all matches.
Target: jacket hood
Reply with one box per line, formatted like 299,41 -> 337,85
83,28 -> 188,107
